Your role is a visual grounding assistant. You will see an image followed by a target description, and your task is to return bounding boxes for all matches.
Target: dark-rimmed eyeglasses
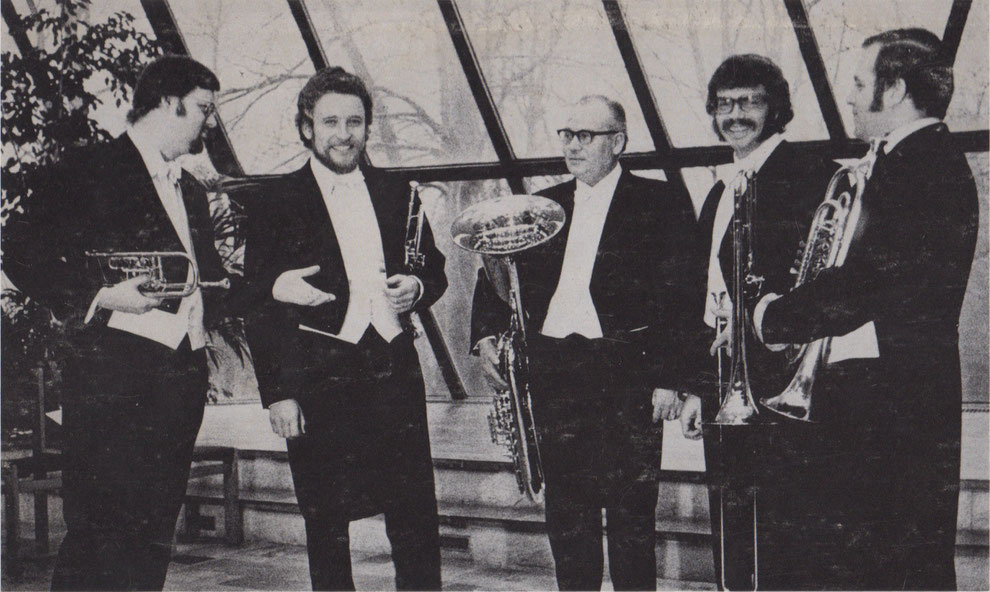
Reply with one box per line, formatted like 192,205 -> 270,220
557,128 -> 623,145
714,94 -> 768,114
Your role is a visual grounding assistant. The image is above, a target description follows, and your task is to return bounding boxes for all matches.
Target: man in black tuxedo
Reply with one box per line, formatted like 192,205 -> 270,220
471,95 -> 702,590
752,29 -> 978,589
240,67 -> 446,591
2,56 -> 229,590
677,55 -> 838,590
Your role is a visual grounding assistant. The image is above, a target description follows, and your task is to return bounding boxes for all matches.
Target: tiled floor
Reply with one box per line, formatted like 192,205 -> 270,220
2,541 -> 716,591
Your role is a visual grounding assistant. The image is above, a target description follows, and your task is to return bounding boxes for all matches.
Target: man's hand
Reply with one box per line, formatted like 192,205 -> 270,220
97,275 -> 165,314
272,265 -> 335,306
652,388 -> 683,422
476,337 -> 509,390
710,305 -> 732,356
679,394 -> 704,440
384,274 -> 420,313
269,399 -> 306,439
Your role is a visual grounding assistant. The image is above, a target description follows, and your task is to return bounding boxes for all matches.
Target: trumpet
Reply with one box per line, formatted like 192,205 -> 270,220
402,181 -> 426,336
760,139 -> 882,422
451,194 -> 565,502
86,251 -> 230,298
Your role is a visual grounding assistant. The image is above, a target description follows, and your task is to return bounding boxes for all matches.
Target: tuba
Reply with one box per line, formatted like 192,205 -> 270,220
86,251 -> 230,298
451,194 -> 565,502
760,140 -> 882,422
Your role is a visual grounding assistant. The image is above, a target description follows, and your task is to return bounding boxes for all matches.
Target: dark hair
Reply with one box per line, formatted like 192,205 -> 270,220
705,54 -> 794,141
295,67 -> 374,148
126,56 -> 219,124
863,28 -> 953,119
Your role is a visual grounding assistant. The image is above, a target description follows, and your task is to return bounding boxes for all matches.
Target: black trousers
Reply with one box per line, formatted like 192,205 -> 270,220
529,334 -> 661,591
51,331 -> 207,591
284,330 -> 441,591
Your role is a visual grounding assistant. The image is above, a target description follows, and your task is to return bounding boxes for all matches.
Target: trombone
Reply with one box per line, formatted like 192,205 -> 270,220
86,251 -> 230,298
708,169 -> 763,591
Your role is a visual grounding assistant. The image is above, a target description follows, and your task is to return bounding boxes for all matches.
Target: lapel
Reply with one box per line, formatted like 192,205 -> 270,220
362,166 -> 401,273
530,180 -> 575,298
110,135 -> 186,253
589,170 -> 633,294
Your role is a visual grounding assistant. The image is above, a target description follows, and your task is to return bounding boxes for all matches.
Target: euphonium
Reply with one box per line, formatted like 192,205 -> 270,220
760,140 -> 882,421
86,251 -> 230,298
713,170 -> 764,426
450,194 -> 565,502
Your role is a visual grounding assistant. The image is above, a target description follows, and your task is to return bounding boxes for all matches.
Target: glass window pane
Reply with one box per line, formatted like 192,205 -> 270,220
458,0 -> 655,157
415,179 -> 512,399
170,0 -> 316,175
623,0 -> 829,147
303,0 -> 498,167
961,152 -> 988,402
807,0 -> 954,138
946,0 -> 989,132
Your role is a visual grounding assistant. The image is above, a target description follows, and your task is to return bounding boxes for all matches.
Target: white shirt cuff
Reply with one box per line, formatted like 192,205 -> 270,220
83,288 -> 108,324
753,293 -> 786,352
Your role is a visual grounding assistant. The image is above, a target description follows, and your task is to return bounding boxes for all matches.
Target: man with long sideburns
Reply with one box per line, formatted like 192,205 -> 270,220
241,67 -> 446,590
471,95 -> 702,590
751,29 -> 978,589
677,54 -> 838,590
3,56 -> 230,590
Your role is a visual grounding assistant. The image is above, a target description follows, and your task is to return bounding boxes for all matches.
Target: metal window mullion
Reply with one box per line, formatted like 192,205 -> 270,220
943,0 -> 973,63
601,0 -> 691,197
139,0 -> 245,177
783,0 -> 848,141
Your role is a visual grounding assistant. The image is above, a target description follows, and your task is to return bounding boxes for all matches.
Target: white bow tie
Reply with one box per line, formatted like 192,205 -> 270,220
161,163 -> 182,187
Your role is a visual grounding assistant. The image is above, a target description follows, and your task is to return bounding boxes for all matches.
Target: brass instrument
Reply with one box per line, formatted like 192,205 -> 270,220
86,251 -> 230,298
451,194 -> 565,502
707,171 -> 764,591
760,140 -> 882,422
402,181 -> 426,336
404,181 -> 426,273
713,170 -> 764,426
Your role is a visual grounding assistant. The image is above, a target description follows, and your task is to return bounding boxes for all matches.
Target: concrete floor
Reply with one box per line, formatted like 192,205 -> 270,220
1,541 -> 716,591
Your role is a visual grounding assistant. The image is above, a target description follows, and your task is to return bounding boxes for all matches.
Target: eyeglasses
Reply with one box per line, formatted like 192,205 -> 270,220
714,93 -> 768,114
188,101 -> 217,119
557,128 -> 623,145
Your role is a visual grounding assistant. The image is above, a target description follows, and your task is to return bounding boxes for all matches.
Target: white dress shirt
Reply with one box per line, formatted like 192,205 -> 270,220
301,158 -> 403,344
704,133 -> 785,329
87,128 -> 206,350
540,164 -> 623,339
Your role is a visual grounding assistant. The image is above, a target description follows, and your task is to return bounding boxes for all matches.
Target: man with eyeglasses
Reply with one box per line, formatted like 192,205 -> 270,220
675,54 -> 838,590
3,56 -> 233,590
471,95 -> 701,590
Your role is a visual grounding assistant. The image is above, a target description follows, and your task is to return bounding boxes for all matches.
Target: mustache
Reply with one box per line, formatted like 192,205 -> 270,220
720,118 -> 757,131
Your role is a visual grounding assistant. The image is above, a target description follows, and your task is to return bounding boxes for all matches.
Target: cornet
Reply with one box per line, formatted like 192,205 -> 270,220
760,139 -> 882,422
86,251 -> 230,298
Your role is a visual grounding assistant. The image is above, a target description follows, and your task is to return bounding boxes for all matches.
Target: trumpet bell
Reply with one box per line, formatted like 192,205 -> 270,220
450,194 -> 565,256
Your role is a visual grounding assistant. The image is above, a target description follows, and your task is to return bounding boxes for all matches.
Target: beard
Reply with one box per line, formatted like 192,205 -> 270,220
313,143 -> 363,174
188,135 -> 205,155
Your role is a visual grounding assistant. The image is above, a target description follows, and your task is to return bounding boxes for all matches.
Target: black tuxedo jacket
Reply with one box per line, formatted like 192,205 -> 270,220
695,140 -> 839,400
761,123 -> 978,425
240,162 -> 447,408
3,134 -> 230,334
470,169 -> 705,393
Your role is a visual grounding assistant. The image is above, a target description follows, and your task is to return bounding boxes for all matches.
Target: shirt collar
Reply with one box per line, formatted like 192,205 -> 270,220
717,133 -> 785,184
127,127 -> 180,184
881,117 -> 940,153
309,157 -> 366,193
574,163 -> 622,204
